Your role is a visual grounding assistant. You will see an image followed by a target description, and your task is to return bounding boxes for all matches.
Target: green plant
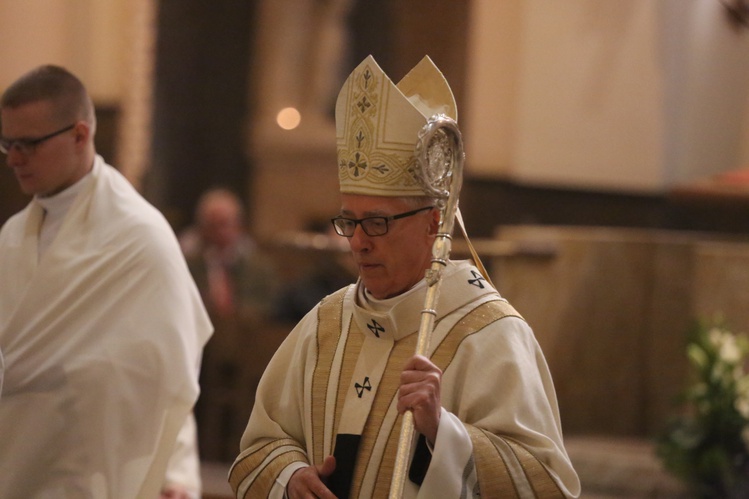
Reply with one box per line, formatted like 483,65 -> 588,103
657,320 -> 749,498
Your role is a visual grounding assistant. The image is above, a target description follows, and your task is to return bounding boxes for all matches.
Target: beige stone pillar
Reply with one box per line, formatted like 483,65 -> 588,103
115,0 -> 158,189
248,0 -> 353,240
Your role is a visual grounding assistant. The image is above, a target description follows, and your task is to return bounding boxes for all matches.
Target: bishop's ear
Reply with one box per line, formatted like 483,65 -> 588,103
428,207 -> 441,235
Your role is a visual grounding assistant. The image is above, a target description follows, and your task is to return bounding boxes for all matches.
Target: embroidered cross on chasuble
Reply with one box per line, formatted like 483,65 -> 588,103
315,288 -> 521,498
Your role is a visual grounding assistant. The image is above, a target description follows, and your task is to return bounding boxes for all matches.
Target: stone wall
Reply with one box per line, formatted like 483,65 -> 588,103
491,225 -> 749,437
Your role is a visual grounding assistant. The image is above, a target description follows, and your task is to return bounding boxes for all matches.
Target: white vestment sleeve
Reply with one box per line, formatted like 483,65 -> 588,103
163,414 -> 202,498
274,462 -> 308,498
418,409 -> 476,498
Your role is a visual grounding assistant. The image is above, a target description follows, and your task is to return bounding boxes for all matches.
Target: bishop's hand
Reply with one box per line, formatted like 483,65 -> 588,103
287,455 -> 337,499
397,354 -> 443,446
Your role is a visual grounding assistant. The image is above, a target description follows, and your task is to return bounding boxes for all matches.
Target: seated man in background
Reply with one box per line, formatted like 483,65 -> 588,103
180,187 -> 279,323
180,187 -> 280,462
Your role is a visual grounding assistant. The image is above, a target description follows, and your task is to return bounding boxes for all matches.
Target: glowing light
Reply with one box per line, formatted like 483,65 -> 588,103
276,107 -> 301,130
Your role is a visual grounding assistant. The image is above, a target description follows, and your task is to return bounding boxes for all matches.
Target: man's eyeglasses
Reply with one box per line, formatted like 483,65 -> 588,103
0,123 -> 76,155
331,206 -> 434,237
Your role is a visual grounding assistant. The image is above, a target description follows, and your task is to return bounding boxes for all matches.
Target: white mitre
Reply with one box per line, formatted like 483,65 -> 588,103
335,55 -> 457,197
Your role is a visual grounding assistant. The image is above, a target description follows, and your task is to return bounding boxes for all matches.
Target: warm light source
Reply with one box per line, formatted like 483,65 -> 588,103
276,107 -> 301,130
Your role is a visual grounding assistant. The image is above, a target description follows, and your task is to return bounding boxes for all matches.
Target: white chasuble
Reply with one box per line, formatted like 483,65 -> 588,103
231,260 -> 580,498
0,156 -> 212,498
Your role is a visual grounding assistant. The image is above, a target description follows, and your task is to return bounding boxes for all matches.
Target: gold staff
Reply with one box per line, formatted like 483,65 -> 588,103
389,114 -> 464,498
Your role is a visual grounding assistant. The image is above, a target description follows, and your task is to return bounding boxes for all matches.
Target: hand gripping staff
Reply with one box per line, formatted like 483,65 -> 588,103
389,114 -> 464,498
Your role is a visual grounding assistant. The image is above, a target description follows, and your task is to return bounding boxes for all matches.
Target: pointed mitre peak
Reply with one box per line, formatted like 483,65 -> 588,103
397,55 -> 457,122
335,55 -> 457,197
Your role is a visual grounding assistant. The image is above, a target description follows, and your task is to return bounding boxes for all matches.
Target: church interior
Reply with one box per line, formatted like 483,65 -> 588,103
2,0 -> 749,497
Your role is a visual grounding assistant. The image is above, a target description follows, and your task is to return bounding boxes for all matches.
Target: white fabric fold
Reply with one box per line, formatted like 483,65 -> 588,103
0,156 -> 212,497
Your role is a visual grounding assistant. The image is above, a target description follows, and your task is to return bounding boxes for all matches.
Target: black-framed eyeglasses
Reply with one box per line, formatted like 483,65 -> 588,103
0,123 -> 76,155
331,206 -> 434,237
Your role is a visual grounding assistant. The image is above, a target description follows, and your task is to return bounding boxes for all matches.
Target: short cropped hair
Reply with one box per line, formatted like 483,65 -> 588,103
1,65 -> 96,131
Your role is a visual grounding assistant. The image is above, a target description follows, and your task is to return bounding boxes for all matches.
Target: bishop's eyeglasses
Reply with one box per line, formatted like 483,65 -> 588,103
331,206 -> 434,237
0,123 -> 76,155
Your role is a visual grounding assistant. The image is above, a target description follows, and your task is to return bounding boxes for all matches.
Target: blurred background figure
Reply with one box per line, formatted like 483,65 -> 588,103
179,187 -> 280,463
180,188 -> 277,322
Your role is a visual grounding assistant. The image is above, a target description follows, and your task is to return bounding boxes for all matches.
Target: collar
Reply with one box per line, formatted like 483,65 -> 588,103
351,260 -> 496,341
35,162 -> 96,218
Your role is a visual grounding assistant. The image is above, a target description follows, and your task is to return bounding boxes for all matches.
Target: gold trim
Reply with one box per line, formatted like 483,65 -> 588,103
430,300 -> 521,369
242,449 -> 308,499
506,437 -> 564,498
466,426 -> 519,498
312,289 -> 347,463
229,438 -> 303,493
